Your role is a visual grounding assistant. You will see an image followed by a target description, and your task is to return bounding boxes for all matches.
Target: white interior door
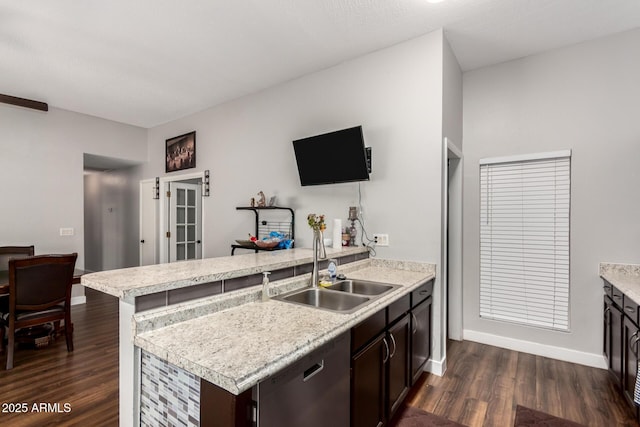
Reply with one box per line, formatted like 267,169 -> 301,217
139,180 -> 158,266
168,182 -> 202,262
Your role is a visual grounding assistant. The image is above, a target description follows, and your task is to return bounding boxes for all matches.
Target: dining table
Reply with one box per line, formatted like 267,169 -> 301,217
0,269 -> 87,295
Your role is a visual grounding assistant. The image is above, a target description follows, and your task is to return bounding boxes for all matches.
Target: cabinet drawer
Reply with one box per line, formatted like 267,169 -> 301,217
612,286 -> 624,309
388,294 -> 410,325
623,295 -> 639,326
352,309 -> 386,353
411,280 -> 434,307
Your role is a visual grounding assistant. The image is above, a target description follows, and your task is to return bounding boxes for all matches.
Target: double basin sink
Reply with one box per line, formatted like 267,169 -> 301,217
275,279 -> 399,314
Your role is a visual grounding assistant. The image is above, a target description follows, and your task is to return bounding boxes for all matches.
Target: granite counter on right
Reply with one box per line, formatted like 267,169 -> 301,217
600,262 -> 640,304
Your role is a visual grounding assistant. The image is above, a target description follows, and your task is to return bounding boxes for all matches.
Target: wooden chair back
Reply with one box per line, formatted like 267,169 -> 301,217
0,246 -> 34,271
9,254 -> 76,311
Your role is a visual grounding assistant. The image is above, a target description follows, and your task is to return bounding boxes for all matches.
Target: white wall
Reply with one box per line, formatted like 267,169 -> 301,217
144,31 -> 445,258
0,105 -> 147,269
462,28 -> 640,365
142,30 -> 451,362
443,36 -> 463,151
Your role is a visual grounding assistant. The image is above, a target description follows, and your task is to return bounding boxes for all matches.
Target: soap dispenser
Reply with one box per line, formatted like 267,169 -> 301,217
262,271 -> 271,302
327,259 -> 338,283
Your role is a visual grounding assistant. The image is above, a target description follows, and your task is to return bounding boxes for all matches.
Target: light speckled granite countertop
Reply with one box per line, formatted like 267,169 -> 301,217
81,246 -> 367,300
600,262 -> 640,304
133,258 -> 435,395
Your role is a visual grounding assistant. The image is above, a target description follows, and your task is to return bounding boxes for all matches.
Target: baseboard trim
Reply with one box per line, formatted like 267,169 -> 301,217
463,329 -> 607,369
71,295 -> 87,306
426,355 -> 447,376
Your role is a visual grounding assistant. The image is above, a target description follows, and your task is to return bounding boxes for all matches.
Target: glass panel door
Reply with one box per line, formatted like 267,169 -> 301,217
168,182 -> 202,262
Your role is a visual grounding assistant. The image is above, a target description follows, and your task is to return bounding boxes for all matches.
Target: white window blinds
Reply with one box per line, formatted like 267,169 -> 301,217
480,151 -> 571,331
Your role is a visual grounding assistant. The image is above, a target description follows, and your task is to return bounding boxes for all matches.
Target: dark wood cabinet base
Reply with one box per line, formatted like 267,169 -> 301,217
200,380 -> 254,427
603,279 -> 640,424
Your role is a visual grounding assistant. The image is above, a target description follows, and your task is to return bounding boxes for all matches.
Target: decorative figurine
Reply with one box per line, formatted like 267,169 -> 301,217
257,191 -> 266,207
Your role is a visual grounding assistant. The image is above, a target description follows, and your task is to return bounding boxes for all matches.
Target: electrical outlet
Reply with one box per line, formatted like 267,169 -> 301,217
373,234 -> 389,246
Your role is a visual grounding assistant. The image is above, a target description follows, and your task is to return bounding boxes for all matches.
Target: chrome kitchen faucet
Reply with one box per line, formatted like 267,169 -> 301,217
311,231 -> 327,287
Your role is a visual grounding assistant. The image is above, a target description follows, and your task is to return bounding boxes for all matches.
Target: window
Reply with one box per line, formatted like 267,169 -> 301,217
480,150 -> 571,331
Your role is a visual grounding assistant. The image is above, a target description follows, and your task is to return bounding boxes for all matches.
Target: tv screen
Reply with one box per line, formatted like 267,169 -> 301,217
293,126 -> 370,186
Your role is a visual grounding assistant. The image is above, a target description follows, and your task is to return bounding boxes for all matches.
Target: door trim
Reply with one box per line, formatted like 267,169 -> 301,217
139,179 -> 158,266
443,137 -> 463,344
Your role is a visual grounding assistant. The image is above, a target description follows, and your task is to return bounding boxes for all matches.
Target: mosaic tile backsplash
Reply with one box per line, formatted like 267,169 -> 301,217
140,350 -> 200,427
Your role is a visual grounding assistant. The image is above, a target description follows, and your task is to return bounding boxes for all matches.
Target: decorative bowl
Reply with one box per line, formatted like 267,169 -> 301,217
235,239 -> 257,247
255,240 -> 280,249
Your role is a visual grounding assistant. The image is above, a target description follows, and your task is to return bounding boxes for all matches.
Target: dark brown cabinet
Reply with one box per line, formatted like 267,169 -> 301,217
623,314 -> 640,412
387,314 -> 411,417
351,297 -> 411,427
603,279 -> 640,422
352,334 -> 386,427
604,294 -> 623,383
410,282 -> 433,385
351,280 -> 433,427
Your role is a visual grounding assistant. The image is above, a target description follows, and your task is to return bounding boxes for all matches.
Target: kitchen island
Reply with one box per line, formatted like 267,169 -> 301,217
82,247 -> 435,426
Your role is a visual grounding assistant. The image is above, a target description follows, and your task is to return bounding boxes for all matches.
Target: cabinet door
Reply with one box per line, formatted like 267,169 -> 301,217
604,297 -> 612,368
411,296 -> 432,385
610,299 -> 624,385
352,334 -> 386,427
622,315 -> 640,413
387,314 -> 411,420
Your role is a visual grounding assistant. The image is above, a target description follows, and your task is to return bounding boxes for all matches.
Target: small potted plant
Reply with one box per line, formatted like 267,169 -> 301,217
307,214 -> 326,232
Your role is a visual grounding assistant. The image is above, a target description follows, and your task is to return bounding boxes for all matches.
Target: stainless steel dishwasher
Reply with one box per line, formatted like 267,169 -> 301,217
256,332 -> 350,427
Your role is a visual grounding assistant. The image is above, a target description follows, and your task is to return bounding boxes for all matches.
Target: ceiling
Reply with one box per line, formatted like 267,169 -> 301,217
2,0 -> 639,128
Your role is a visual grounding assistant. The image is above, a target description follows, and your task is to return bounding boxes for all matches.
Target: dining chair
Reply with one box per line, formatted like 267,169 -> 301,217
0,246 -> 35,328
1,253 -> 77,370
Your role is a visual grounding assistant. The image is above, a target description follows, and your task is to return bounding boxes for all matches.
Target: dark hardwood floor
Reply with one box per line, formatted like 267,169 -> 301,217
0,288 -> 118,426
0,290 -> 635,427
403,339 -> 639,427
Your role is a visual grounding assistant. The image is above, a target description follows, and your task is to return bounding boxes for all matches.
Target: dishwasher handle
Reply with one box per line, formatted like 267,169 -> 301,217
303,360 -> 325,382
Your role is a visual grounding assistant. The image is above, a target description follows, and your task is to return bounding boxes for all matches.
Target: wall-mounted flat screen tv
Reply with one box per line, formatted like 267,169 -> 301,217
293,126 -> 370,186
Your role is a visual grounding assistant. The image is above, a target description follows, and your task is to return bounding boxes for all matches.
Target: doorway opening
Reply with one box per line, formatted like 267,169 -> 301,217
443,138 -> 463,346
435,137 -> 463,375
84,153 -> 141,272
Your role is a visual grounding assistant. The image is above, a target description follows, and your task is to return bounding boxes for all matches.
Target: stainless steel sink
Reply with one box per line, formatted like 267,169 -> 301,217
276,279 -> 400,313
325,279 -> 397,296
277,288 -> 370,313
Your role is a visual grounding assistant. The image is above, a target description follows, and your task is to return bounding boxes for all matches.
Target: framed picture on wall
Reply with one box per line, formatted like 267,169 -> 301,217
166,131 -> 196,173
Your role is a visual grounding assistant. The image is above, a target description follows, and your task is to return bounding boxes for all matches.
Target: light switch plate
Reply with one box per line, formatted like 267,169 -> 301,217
60,227 -> 75,236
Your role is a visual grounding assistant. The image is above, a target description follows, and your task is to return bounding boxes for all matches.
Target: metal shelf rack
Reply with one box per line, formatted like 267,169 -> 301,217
231,206 -> 295,255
